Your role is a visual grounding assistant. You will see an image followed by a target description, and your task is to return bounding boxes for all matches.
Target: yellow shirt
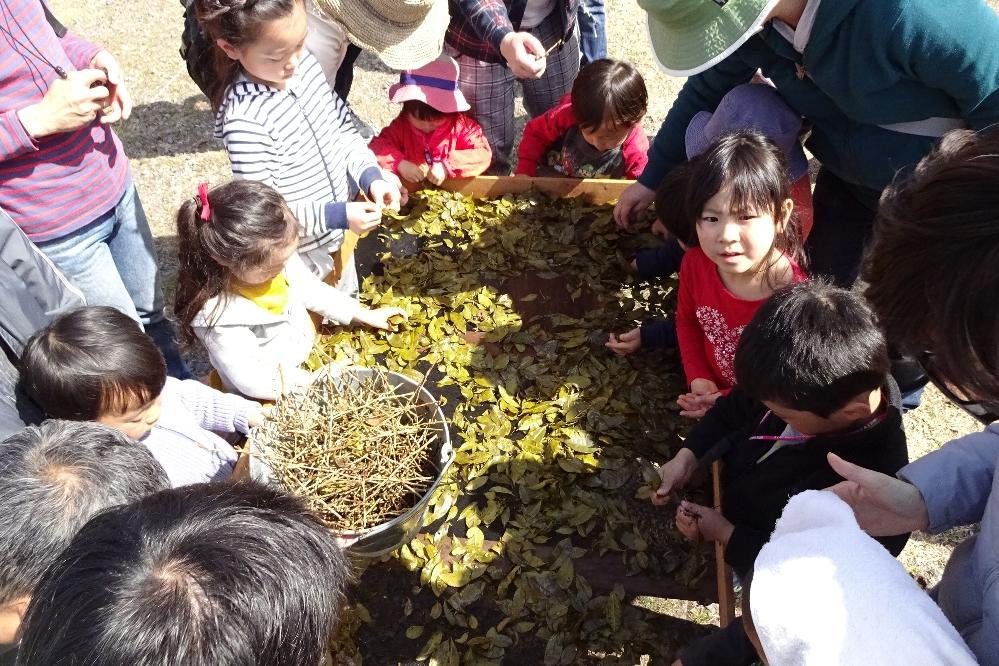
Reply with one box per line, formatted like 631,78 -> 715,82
234,273 -> 290,316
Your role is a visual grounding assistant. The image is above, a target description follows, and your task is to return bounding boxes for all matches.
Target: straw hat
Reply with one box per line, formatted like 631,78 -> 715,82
389,55 -> 469,113
637,0 -> 780,77
310,0 -> 449,70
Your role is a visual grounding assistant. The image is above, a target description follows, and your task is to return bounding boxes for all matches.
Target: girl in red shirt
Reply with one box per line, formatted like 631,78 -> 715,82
370,55 -> 491,185
672,131 -> 807,418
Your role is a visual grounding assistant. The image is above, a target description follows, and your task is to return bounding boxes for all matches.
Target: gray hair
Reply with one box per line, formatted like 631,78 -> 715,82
0,420 -> 168,603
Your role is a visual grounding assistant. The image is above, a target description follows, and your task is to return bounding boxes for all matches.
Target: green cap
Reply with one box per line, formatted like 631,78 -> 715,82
638,0 -> 779,76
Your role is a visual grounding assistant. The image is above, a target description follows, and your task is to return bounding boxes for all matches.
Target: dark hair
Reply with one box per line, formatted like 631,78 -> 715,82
403,99 -> 447,121
0,420 -> 168,605
174,180 -> 299,344
654,162 -> 694,246
570,59 -> 647,132
195,0 -> 301,110
17,481 -> 350,666
686,131 -> 804,280
735,280 -> 889,417
865,128 -> 999,403
20,306 -> 166,419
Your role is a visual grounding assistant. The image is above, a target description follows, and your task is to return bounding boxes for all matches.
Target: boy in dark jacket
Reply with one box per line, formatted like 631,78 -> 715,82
653,279 -> 910,665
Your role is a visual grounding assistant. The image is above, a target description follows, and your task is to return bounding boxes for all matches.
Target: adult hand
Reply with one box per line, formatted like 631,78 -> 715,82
345,201 -> 382,235
613,181 -> 656,229
398,160 -> 427,184
605,327 -> 642,355
427,162 -> 447,186
652,448 -> 697,505
499,32 -> 547,79
826,453 -> 930,536
354,306 -> 408,330
89,49 -> 132,123
368,178 -> 402,212
16,69 -> 109,138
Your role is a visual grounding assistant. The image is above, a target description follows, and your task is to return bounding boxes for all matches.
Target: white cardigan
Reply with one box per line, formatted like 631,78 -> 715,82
193,253 -> 360,400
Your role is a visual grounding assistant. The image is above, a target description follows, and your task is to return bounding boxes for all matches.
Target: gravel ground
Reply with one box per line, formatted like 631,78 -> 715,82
50,0 -> 986,632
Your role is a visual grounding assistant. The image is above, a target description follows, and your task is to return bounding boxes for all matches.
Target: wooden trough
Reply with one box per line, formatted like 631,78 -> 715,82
267,174 -> 736,626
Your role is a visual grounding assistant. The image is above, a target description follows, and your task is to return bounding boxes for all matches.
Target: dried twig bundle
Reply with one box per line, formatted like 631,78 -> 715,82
253,369 -> 440,531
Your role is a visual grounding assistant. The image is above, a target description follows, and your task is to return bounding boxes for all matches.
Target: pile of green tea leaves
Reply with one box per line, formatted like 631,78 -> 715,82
312,190 -> 709,664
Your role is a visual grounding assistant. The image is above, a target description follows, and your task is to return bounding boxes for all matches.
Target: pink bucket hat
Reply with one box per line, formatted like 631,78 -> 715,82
388,55 -> 469,114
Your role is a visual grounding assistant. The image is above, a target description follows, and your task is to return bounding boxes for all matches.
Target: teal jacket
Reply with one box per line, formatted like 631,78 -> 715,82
641,0 -> 999,203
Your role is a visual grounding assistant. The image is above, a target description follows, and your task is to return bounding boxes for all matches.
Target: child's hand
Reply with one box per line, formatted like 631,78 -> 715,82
652,448 -> 697,505
427,162 -> 447,186
675,500 -> 734,544
398,160 -> 428,184
354,306 -> 408,330
369,178 -> 402,212
651,218 -> 669,238
247,404 -> 273,428
677,379 -> 722,418
346,201 -> 383,235
605,328 -> 642,355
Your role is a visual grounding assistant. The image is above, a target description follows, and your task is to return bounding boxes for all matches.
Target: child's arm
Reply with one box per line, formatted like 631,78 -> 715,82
515,100 -> 574,176
368,117 -> 409,177
674,255 -> 717,388
328,96 -> 390,204
285,253 -> 407,329
444,116 -> 493,178
168,377 -> 264,435
198,325 -> 312,401
621,126 -> 650,180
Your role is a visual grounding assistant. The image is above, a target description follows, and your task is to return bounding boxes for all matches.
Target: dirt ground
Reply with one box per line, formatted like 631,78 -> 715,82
50,0 -> 986,638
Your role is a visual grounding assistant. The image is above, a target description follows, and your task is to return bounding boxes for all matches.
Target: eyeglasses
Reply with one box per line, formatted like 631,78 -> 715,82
918,352 -> 999,425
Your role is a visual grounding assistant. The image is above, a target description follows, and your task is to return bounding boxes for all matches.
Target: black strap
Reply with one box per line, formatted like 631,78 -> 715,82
40,1 -> 67,38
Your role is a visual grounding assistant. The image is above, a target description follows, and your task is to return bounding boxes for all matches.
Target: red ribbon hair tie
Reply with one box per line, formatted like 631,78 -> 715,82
197,182 -> 211,221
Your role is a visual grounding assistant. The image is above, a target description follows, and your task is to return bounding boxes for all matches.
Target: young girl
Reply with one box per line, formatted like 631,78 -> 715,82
20,306 -> 265,487
369,55 -> 491,184
672,131 -> 807,418
195,0 -> 402,280
515,58 -> 649,179
173,180 -> 405,401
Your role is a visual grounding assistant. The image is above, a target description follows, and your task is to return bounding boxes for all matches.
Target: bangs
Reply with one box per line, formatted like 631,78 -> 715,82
98,378 -> 161,417
725,153 -> 787,217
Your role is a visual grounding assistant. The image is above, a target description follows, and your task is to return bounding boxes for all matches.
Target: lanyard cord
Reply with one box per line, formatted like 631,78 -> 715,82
0,4 -> 68,80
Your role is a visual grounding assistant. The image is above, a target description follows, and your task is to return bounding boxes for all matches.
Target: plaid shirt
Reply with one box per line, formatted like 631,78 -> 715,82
445,0 -> 578,64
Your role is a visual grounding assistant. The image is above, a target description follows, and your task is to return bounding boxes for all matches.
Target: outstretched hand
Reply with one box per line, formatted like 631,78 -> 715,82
826,453 -> 930,536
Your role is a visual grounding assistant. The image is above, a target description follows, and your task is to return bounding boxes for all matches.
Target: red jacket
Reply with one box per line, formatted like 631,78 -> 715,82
515,94 -> 649,179
369,113 -> 491,179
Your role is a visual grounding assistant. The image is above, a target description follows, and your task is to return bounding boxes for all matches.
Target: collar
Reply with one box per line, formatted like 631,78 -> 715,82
192,292 -> 291,328
750,402 -> 889,464
772,0 -> 822,53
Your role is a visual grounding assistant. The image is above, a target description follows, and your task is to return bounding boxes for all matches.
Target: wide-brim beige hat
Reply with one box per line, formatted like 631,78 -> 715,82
311,0 -> 449,70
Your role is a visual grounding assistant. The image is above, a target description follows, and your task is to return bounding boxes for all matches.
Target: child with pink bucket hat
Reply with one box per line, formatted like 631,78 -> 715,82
370,55 -> 492,186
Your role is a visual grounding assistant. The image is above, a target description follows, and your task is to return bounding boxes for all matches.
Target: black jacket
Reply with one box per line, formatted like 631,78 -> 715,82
683,378 -> 910,577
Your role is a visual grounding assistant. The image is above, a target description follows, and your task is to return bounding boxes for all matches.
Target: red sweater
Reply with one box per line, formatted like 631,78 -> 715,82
0,0 -> 129,242
369,112 -> 491,179
675,247 -> 807,391
515,94 -> 649,179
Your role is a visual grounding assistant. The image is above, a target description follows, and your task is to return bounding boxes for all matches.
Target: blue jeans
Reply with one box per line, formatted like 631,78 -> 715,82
577,0 -> 606,66
36,179 -> 190,379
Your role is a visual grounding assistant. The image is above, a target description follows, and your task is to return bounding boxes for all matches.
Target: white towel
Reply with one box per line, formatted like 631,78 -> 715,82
751,490 -> 977,666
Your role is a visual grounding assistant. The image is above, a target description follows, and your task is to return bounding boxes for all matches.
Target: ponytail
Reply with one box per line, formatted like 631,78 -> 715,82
174,180 -> 299,343
194,0 -> 301,110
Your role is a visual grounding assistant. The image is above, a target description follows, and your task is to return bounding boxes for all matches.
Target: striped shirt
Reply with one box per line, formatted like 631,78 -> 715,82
214,51 -> 382,253
0,0 -> 129,242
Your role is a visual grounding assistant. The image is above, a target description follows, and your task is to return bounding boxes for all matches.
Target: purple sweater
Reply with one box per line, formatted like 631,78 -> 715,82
0,0 -> 129,242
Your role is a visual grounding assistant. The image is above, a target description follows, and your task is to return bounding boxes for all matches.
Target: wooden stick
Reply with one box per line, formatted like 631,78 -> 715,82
712,460 -> 736,627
